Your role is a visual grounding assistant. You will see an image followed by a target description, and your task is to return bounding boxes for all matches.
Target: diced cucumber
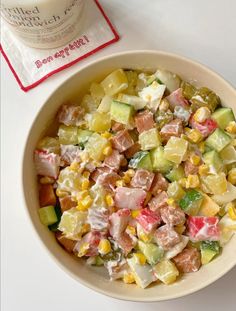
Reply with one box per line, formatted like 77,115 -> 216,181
110,100 -> 134,125
139,128 -> 161,151
179,190 -> 203,215
220,145 -> 236,164
58,125 -> 78,145
38,205 -> 58,226
138,241 -> 164,265
129,151 -> 153,171
212,108 -> 235,130
205,128 -> 232,152
48,205 -> 62,231
165,166 -> 185,182
203,150 -> 223,172
154,69 -> 181,93
77,129 -> 93,144
200,241 -> 220,264
150,146 -> 174,174
167,182 -> 186,200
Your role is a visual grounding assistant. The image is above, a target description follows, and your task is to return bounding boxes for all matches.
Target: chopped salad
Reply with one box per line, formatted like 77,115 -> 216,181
34,68 -> 236,288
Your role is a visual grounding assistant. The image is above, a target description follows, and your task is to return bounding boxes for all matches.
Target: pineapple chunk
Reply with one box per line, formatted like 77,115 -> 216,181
80,94 -> 97,112
127,256 -> 154,288
97,95 -> 112,113
85,133 -> 108,161
203,173 -> 227,195
220,145 -> 236,164
167,181 -> 186,200
37,136 -> 60,154
58,125 -> 78,145
57,167 -> 82,195
212,182 -> 236,204
164,137 -> 188,164
199,194 -> 220,216
90,82 -> 105,105
101,69 -> 128,96
88,112 -> 111,132
153,260 -> 179,285
139,128 -> 161,150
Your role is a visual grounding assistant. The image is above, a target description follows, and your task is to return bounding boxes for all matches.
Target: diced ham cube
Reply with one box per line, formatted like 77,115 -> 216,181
55,232 -> 77,253
148,191 -> 168,212
104,150 -> 125,171
134,110 -> 155,134
112,122 -> 125,132
74,231 -> 103,257
57,104 -> 85,126
117,232 -> 135,255
60,145 -> 82,165
130,169 -> 155,191
59,196 -> 77,212
115,187 -> 146,210
160,118 -> 183,142
90,166 -> 113,182
109,209 -> 131,240
39,184 -> 56,207
155,225 -> 181,250
34,150 -> 60,179
88,206 -> 109,231
96,171 -> 120,191
184,160 -> 199,175
150,173 -> 169,195
166,88 -> 189,110
187,216 -> 220,241
160,205 -> 186,226
136,208 -> 162,233
173,248 -> 201,273
111,130 -> 134,152
189,117 -> 218,138
124,142 -> 141,159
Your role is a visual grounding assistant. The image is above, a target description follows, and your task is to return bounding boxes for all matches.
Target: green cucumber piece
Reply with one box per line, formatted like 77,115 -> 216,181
129,151 -> 153,171
138,241 -> 164,265
110,100 -> 134,124
205,128 -> 232,152
165,166 -> 185,182
212,108 -> 235,130
77,129 -> 93,144
48,204 -> 62,231
150,146 -> 174,174
203,150 -> 223,172
200,241 -> 220,264
179,190 -> 203,215
38,205 -> 58,226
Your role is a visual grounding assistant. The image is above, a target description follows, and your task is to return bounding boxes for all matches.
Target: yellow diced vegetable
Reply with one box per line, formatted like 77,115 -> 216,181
198,141 -> 205,153
226,121 -> 236,134
90,82 -> 105,105
105,194 -> 114,207
179,178 -> 187,188
228,203 -> 236,220
81,179 -> 90,191
131,210 -> 141,218
153,260 -> 179,285
98,239 -> 112,255
101,69 -> 128,96
198,164 -> 209,176
166,198 -> 175,206
190,154 -> 201,166
228,168 -> 236,185
185,128 -> 203,143
125,169 -> 135,177
85,133 -> 109,161
101,131 -> 112,139
82,171 -> 90,179
122,174 -> 131,184
186,175 -> 200,188
116,180 -> 126,187
103,145 -> 113,156
56,189 -> 68,198
133,253 -> 147,265
89,112 -> 111,133
164,137 -> 188,164
123,272 -> 135,284
126,225 -> 136,236
77,195 -> 93,211
203,173 -> 227,194
199,194 -> 220,216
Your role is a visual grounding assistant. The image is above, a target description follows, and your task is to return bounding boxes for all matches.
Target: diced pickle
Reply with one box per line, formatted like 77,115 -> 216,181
155,110 -> 173,130
139,128 -> 161,150
129,151 -> 153,171
153,260 -> 179,285
150,146 -> 173,173
101,69 -> 128,96
191,87 -> 220,112
181,81 -> 197,100
125,70 -> 138,95
88,112 -> 111,132
164,137 -> 188,164
85,133 -> 108,161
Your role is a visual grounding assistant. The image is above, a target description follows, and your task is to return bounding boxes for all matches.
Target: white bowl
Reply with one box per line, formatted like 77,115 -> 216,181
22,50 -> 236,302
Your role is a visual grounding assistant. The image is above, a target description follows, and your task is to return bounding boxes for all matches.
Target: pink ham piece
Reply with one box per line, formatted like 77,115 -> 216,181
160,205 -> 186,226
59,196 -> 77,212
104,149 -> 125,171
90,166 -> 113,182
166,88 -> 189,110
189,117 -> 218,138
57,104 -> 85,126
111,121 -> 125,132
55,232 -> 77,253
109,209 -> 131,240
155,225 -> 181,250
117,232 -> 135,255
184,160 -> 199,175
136,208 -> 162,233
88,206 -> 109,232
96,171 -> 120,191
111,130 -> 134,152
173,248 -> 201,273
187,216 -> 220,241
130,169 -> 155,191
150,173 -> 169,195
148,191 -> 168,212
124,142 -> 141,159
60,145 -> 82,165
115,187 -> 146,210
134,110 -> 155,133
74,231 -> 103,257
160,118 -> 183,142
34,150 -> 60,179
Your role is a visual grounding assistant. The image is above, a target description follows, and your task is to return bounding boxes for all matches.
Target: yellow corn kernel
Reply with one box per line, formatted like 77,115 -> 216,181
166,198 -> 175,206
101,131 -> 112,139
81,179 -> 90,191
70,161 -> 80,171
77,195 -> 93,211
105,194 -> 114,207
78,242 -> 89,257
123,272 -> 135,284
144,192 -> 152,206
193,107 -> 211,123
175,224 -> 186,235
198,164 -> 209,176
139,232 -> 151,243
116,180 -> 126,187
133,253 -> 147,265
77,190 -> 89,201
228,168 -> 236,185
190,154 -> 201,166
218,206 -> 226,217
226,121 -> 236,134
39,176 -> 55,184
186,174 -> 200,188
56,189 -> 67,198
98,239 -> 112,255
122,174 -> 131,184
185,128 -> 203,143
131,210 -> 141,218
228,204 -> 236,220
179,178 -> 187,188
126,169 -> 135,177
198,141 -> 205,153
82,171 -> 90,179
103,145 -> 113,156
126,225 -> 136,236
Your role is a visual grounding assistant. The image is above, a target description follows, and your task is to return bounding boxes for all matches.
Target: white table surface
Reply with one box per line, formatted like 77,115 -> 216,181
1,0 -> 236,310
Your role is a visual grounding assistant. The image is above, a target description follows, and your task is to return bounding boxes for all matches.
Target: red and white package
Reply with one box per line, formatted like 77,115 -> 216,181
0,0 -> 119,91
